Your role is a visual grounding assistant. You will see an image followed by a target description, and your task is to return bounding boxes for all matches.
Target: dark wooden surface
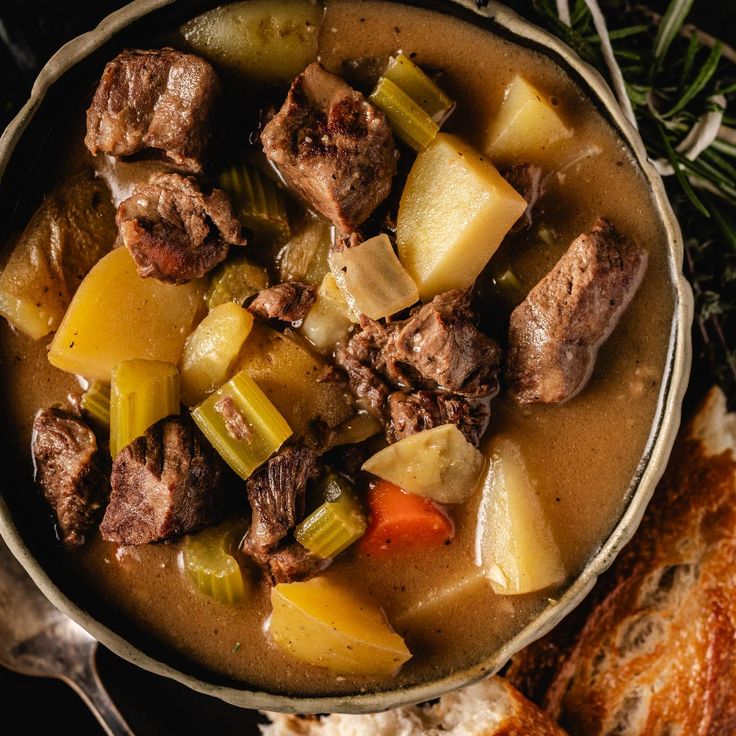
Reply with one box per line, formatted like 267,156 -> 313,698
0,1 -> 731,734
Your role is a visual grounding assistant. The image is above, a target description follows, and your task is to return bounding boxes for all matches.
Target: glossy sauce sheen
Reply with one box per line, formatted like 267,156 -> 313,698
0,0 -> 674,696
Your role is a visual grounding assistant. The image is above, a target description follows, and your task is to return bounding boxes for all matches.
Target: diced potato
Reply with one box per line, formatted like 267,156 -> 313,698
329,234 -> 419,320
233,322 -> 353,439
179,302 -> 254,406
475,438 -> 565,595
269,577 -> 411,675
48,248 -> 205,381
180,0 -> 322,86
300,273 -> 352,353
362,424 -> 484,504
485,75 -> 572,164
396,133 -> 527,300
0,174 -> 116,339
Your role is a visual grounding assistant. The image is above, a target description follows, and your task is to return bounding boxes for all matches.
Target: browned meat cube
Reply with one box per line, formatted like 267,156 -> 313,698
261,63 -> 398,232
100,415 -> 224,545
32,408 -> 108,546
247,282 -> 316,323
388,391 -> 491,447
508,218 -> 648,404
260,543 -> 331,586
85,48 -> 220,173
116,172 -> 246,284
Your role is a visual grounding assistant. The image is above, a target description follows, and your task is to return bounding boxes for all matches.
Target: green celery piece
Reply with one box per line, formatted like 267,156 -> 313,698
370,77 -> 439,151
206,255 -> 270,310
295,474 -> 367,558
219,163 -> 290,244
191,369 -> 292,479
384,54 -> 454,122
81,380 -> 111,428
110,360 -> 180,457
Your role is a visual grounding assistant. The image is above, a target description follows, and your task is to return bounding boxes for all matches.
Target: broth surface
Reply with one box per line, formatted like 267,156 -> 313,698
0,0 -> 674,696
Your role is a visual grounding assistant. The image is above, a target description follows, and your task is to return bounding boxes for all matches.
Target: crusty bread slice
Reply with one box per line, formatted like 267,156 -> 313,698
260,676 -> 567,735
508,387 -> 736,735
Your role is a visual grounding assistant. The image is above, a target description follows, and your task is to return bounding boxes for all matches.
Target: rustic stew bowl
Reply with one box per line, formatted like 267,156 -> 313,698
0,0 -> 692,714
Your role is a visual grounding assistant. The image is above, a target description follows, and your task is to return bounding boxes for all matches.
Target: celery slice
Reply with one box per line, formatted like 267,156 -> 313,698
219,163 -> 290,243
81,381 -> 111,428
206,255 -> 270,310
370,77 -> 439,151
295,474 -> 367,558
191,369 -> 292,479
183,521 -> 249,605
179,302 -> 254,406
110,360 -> 180,457
384,54 -> 454,122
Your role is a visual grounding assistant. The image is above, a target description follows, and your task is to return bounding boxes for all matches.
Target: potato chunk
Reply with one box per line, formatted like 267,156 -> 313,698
475,438 -> 565,595
180,0 -> 321,85
397,133 -> 527,300
233,322 -> 353,440
269,577 -> 411,675
485,75 -> 572,164
362,424 -> 484,504
48,247 -> 205,381
0,174 -> 116,339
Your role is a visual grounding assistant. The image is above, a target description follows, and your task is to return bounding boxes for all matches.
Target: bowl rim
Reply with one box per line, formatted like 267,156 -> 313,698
0,0 -> 693,714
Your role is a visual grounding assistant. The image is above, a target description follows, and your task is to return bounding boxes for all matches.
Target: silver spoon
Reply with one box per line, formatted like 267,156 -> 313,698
0,536 -> 133,735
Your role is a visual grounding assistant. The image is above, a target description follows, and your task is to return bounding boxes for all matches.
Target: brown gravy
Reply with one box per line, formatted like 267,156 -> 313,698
0,0 -> 674,696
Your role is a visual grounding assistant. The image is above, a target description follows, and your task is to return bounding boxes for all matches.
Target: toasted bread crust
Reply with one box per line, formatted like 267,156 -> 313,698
508,388 -> 736,735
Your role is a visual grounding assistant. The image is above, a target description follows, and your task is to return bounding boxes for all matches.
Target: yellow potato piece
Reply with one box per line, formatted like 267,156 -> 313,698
0,174 -> 116,339
179,302 -> 254,406
485,75 -> 572,164
397,133 -> 527,300
475,438 -> 566,595
233,322 -> 353,439
270,577 -> 411,676
180,0 -> 322,86
48,247 -> 205,381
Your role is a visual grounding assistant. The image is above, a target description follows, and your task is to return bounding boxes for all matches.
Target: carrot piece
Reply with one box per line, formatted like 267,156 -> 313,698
360,480 -> 454,555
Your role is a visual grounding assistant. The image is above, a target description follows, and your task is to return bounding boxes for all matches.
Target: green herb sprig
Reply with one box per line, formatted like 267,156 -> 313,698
508,0 -> 736,402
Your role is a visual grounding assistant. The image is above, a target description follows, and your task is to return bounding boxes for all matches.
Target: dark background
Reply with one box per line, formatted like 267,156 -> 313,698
0,1 -> 733,734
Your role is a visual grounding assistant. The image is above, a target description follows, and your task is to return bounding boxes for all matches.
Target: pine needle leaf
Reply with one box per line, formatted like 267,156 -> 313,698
659,124 -> 710,217
653,0 -> 695,60
663,43 -> 722,118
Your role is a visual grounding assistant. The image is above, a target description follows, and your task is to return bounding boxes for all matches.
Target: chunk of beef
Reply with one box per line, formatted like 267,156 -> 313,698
32,409 -> 107,546
502,163 -> 544,233
117,172 -> 246,284
259,542 -> 331,585
100,415 -> 224,545
248,282 -> 316,323
508,218 -> 648,404
388,391 -> 491,447
85,48 -> 220,173
241,445 -> 320,559
386,290 -> 502,397
334,290 -> 501,446
261,63 -> 398,232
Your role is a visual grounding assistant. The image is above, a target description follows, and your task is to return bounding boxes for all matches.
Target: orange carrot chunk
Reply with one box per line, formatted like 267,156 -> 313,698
360,480 -> 454,555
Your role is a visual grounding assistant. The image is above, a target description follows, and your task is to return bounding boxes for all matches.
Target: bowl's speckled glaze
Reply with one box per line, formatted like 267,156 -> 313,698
0,0 -> 692,714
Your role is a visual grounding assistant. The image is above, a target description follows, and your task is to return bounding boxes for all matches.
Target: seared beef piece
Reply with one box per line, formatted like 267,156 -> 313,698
117,172 -> 246,284
241,445 -> 320,557
85,48 -> 219,173
32,409 -> 108,546
248,282 -> 317,323
261,63 -> 398,232
502,163 -> 544,233
388,391 -> 491,447
508,218 -> 648,404
260,542 -> 331,585
335,290 -> 501,445
100,415 -> 224,545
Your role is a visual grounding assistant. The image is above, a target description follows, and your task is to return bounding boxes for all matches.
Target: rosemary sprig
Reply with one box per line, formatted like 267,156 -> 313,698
507,0 -> 736,403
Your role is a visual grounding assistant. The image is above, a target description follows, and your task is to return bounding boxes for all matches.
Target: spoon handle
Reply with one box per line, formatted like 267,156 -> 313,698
64,654 -> 134,736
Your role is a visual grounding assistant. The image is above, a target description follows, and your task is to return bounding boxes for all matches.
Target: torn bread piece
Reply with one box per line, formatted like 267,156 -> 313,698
507,387 -> 736,735
260,676 -> 567,735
